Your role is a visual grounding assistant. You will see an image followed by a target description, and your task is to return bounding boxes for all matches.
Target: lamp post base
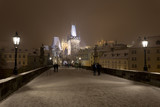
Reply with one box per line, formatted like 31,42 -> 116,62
13,67 -> 18,75
143,66 -> 148,71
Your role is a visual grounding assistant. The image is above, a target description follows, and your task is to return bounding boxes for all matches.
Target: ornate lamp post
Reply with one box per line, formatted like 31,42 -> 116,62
79,57 -> 81,67
13,32 -> 20,75
142,37 -> 148,71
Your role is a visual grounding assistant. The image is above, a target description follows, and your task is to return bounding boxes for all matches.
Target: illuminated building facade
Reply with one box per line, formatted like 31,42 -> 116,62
61,39 -> 68,56
0,48 -> 49,69
99,49 -> 129,70
68,25 -> 80,55
129,36 -> 160,72
51,37 -> 62,64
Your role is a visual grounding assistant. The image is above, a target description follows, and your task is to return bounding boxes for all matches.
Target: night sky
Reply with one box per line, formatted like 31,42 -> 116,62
1,0 -> 160,49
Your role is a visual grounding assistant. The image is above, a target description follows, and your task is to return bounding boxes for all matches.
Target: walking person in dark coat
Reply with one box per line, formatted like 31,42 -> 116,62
55,64 -> 59,72
53,64 -> 56,72
92,63 -> 97,76
97,63 -> 102,76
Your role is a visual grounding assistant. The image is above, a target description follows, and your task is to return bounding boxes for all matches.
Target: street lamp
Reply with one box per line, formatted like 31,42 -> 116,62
49,57 -> 52,60
142,37 -> 148,71
13,32 -> 20,75
78,57 -> 81,68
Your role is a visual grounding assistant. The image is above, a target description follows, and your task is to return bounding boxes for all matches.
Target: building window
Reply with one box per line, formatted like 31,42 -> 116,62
157,57 -> 160,61
147,50 -> 150,54
131,50 -> 136,54
147,57 -> 150,61
9,54 -> 12,58
124,53 -> 128,56
23,61 -> 25,65
19,61 -> 21,65
117,54 -> 120,56
132,57 -> 136,61
132,64 -> 137,68
23,55 -> 25,58
157,49 -> 160,53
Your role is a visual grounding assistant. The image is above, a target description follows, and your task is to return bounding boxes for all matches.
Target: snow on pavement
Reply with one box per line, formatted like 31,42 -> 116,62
0,67 -> 160,107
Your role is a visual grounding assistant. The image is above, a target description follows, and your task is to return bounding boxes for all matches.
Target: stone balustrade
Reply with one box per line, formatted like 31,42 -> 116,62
0,66 -> 51,101
82,66 -> 160,87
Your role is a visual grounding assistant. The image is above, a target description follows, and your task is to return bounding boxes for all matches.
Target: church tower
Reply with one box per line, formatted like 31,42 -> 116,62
68,25 -> 80,55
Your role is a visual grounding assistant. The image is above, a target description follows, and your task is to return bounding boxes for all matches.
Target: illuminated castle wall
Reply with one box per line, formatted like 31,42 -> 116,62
68,25 -> 80,55
61,39 -> 68,56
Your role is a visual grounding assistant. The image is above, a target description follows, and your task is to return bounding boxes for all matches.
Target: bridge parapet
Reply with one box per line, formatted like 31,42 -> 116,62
82,66 -> 160,87
0,66 -> 51,101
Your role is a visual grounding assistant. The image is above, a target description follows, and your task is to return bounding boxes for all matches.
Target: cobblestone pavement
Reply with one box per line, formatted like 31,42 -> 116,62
0,67 -> 160,107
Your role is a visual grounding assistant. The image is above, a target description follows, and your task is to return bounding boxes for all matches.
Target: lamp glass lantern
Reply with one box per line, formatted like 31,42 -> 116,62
142,38 -> 148,48
13,32 -> 20,47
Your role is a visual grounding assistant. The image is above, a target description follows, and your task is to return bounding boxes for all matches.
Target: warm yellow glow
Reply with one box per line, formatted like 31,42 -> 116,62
97,40 -> 106,46
61,40 -> 68,51
49,57 -> 52,60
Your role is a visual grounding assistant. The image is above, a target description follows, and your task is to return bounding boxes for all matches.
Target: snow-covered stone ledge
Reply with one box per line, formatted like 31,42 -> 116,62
0,66 -> 50,101
82,66 -> 160,87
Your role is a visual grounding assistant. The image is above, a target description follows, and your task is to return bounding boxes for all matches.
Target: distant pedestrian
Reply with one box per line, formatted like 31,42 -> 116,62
53,64 -> 56,72
92,63 -> 97,76
97,63 -> 102,76
55,64 -> 59,72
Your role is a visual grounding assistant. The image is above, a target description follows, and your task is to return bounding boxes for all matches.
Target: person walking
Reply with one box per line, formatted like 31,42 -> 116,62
56,64 -> 59,72
92,63 -> 97,76
53,64 -> 56,72
97,63 -> 102,76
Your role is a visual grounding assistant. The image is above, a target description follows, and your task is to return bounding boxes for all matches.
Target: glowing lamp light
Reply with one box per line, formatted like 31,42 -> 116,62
49,57 -> 52,60
13,32 -> 20,47
71,25 -> 77,37
142,37 -> 148,48
79,57 -> 81,60
13,32 -> 20,75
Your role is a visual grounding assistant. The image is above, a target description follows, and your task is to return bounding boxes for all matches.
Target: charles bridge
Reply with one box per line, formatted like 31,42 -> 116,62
0,66 -> 160,107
